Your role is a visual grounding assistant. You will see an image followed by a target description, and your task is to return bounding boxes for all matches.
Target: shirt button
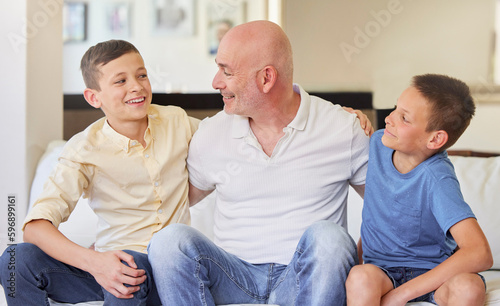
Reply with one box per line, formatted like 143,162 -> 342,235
145,154 -> 149,158
158,209 -> 163,214
131,141 -> 137,146
154,182 -> 159,187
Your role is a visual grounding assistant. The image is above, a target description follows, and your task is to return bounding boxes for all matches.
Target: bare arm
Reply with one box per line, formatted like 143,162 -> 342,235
24,219 -> 146,299
350,184 -> 365,264
350,184 -> 365,198
357,238 -> 363,264
381,218 -> 493,305
188,182 -> 214,206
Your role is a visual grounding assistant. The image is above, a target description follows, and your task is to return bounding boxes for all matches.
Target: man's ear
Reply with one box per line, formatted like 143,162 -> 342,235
259,66 -> 277,94
83,88 -> 101,109
427,130 -> 448,150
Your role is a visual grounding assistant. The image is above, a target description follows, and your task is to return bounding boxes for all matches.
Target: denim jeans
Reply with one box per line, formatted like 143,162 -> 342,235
380,266 -> 487,304
148,220 -> 357,306
0,243 -> 161,306
380,267 -> 437,304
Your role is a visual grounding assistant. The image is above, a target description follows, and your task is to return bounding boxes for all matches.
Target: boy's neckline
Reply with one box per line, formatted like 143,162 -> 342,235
106,115 -> 149,147
391,150 -> 432,174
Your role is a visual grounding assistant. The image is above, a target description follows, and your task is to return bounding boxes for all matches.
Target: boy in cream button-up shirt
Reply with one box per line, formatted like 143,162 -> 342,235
0,39 -> 198,305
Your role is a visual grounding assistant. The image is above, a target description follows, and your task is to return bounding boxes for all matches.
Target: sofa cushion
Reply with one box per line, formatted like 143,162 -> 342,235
449,155 -> 500,269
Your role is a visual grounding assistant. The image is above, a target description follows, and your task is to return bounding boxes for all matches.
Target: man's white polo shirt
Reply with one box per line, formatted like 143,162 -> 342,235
187,84 -> 369,264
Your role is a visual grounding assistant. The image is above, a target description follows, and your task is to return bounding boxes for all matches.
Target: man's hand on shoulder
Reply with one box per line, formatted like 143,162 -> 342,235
343,106 -> 375,136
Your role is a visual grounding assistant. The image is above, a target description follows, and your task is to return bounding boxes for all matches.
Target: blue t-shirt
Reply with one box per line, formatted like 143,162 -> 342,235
361,129 -> 475,270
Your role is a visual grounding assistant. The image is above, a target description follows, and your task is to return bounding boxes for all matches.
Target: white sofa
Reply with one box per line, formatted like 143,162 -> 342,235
1,141 -> 499,306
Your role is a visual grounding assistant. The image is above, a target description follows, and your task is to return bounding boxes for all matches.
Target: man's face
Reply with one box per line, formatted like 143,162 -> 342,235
212,38 -> 262,116
92,52 -> 152,128
382,86 -> 433,154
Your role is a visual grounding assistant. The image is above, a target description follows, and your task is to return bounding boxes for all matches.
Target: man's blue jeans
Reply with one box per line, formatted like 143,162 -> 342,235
148,220 -> 357,306
0,243 -> 161,305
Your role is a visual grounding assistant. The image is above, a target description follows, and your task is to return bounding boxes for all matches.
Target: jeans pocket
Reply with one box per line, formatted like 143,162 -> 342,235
390,201 -> 421,247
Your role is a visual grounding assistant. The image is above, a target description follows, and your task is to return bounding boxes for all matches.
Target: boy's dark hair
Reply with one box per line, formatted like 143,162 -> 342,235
412,74 -> 475,151
80,40 -> 140,90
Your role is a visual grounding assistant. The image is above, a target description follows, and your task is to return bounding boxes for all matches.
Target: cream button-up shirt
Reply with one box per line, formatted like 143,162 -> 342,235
24,104 -> 199,253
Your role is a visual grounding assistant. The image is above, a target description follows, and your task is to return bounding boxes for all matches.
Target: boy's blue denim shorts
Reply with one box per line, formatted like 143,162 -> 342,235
379,266 -> 486,304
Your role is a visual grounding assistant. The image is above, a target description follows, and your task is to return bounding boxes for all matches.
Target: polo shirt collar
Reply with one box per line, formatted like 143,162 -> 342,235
230,83 -> 310,139
288,83 -> 310,131
230,114 -> 249,139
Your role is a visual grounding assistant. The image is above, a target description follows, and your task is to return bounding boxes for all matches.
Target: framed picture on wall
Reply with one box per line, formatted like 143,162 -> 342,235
105,2 -> 131,38
63,2 -> 87,43
206,0 -> 247,55
151,0 -> 196,36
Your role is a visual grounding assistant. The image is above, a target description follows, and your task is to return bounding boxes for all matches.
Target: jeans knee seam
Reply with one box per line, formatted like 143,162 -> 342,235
195,255 -> 268,301
294,249 -> 302,305
195,260 -> 208,306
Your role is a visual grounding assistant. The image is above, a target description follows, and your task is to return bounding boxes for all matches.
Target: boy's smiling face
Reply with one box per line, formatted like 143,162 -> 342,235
85,52 -> 152,129
382,86 -> 434,155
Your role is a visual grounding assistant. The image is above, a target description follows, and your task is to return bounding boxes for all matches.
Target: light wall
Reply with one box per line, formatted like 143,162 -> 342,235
283,0 -> 499,153
63,0 -> 269,94
284,0 -> 494,105
0,0 -> 63,246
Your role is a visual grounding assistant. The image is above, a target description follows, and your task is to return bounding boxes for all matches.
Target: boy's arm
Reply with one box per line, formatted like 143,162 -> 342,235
188,182 -> 214,206
350,184 -> 365,198
381,218 -> 493,305
350,184 -> 365,264
357,238 -> 363,264
24,219 -> 147,299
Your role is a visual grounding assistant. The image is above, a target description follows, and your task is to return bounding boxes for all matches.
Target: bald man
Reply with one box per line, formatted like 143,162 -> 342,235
148,20 -> 370,305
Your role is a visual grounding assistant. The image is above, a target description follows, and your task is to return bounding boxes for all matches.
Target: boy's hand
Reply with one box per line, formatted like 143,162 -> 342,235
87,250 -> 146,299
343,106 -> 375,136
24,220 -> 146,299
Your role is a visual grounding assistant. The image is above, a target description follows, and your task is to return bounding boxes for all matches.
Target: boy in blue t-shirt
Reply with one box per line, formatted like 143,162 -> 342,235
346,74 -> 493,305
